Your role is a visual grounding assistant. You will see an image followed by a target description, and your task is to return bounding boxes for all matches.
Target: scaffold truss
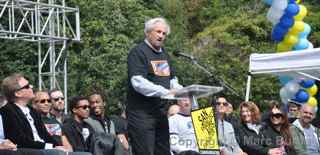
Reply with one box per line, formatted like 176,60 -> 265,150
0,0 -> 80,112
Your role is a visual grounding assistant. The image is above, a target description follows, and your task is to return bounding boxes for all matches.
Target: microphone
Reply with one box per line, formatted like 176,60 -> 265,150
173,51 -> 195,60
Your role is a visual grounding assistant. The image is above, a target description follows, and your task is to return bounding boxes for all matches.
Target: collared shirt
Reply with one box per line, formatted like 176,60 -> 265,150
16,104 -> 44,143
144,39 -> 163,53
304,126 -> 320,155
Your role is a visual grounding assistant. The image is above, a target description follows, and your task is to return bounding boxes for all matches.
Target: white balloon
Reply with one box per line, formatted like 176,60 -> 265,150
267,7 -> 284,25
280,87 -> 291,104
284,81 -> 300,98
271,0 -> 288,10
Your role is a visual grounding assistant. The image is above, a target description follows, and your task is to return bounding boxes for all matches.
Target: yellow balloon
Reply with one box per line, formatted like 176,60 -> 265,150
296,0 -> 301,3
277,42 -> 292,52
288,21 -> 305,35
306,84 -> 318,96
283,35 -> 298,46
307,97 -> 318,107
294,5 -> 307,21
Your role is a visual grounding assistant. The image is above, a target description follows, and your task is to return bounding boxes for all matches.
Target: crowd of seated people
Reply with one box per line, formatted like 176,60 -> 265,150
1,73 -> 320,155
0,73 -> 127,155
167,97 -> 320,155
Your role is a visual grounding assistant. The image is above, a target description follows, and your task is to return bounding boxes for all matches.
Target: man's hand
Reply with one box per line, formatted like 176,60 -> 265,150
268,148 -> 283,155
168,89 -> 177,95
0,139 -> 17,150
239,151 -> 248,155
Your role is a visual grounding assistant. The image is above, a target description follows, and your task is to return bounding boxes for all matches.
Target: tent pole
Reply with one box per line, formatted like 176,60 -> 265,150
245,74 -> 252,101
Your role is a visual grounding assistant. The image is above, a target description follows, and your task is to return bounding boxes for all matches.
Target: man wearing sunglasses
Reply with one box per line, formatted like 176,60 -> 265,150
32,91 -> 74,152
215,97 -> 246,155
62,96 -> 93,153
49,89 -> 66,124
0,73 -> 65,152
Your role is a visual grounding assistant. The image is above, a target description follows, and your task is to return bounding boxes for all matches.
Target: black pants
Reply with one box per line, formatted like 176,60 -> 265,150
128,108 -> 170,155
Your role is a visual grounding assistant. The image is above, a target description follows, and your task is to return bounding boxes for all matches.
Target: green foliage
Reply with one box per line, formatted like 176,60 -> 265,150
1,0 -> 320,112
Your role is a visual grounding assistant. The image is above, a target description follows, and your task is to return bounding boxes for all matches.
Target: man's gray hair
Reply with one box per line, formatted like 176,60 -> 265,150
301,104 -> 317,114
144,17 -> 170,35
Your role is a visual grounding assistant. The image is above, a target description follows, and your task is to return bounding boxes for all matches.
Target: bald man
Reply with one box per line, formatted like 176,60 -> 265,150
291,104 -> 320,155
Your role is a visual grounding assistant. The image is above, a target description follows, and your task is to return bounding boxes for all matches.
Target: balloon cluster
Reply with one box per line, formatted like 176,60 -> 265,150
264,0 -> 314,52
279,79 -> 319,108
264,0 -> 318,109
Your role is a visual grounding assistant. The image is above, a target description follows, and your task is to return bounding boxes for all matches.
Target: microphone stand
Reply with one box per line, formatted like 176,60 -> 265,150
187,57 -> 243,99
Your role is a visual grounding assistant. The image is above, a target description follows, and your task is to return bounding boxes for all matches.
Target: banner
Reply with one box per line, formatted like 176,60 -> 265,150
191,106 -> 219,151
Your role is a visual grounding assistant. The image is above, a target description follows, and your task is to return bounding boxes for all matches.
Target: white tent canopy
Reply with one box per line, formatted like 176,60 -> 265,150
245,48 -> 320,101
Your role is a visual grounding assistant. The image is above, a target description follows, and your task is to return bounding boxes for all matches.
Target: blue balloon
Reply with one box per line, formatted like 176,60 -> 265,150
300,79 -> 315,88
285,4 -> 300,17
288,0 -> 297,4
299,23 -> 311,38
293,39 -> 309,50
295,89 -> 310,103
279,16 -> 294,29
264,0 -> 273,5
272,24 -> 288,42
279,76 -> 294,85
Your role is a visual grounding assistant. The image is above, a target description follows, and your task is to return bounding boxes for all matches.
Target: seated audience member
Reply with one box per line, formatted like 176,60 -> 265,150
169,98 -> 198,154
167,103 -> 180,117
85,93 -> 116,134
215,97 -> 247,155
290,104 -> 320,155
32,91 -> 93,155
259,103 -> 296,155
49,89 -> 67,124
0,74 -> 65,151
32,91 -> 70,148
236,101 -> 285,155
85,93 -> 126,154
62,96 -> 93,153
0,112 -> 48,155
287,100 -> 301,123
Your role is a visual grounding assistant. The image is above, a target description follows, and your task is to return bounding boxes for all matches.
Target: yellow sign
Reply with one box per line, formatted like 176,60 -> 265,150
191,107 -> 219,151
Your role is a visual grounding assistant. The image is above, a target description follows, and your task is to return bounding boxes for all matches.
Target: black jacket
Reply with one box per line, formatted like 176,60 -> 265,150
235,123 -> 266,155
62,117 -> 94,152
259,122 -> 297,155
0,102 -> 60,149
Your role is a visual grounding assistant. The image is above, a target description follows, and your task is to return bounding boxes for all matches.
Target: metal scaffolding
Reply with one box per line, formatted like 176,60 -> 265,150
0,0 -> 80,112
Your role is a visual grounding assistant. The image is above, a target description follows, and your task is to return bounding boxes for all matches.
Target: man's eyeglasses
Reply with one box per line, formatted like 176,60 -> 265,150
52,97 -> 64,102
271,113 -> 283,119
36,99 -> 51,104
217,102 -> 229,107
16,84 -> 32,91
76,105 -> 90,110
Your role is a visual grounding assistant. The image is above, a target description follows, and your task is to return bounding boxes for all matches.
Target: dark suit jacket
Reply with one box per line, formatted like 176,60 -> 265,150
0,102 -> 60,149
62,117 -> 93,152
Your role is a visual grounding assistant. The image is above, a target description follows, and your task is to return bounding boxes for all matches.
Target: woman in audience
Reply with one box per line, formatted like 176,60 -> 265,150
259,102 -> 296,155
236,101 -> 286,155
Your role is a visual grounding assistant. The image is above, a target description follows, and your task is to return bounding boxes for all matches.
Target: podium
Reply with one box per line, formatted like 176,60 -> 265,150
162,84 -> 223,155
162,84 -> 223,110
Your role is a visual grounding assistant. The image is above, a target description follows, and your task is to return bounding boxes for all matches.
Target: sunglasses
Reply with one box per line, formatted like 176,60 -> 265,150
16,84 -> 32,91
52,97 -> 64,102
76,105 -> 90,110
272,113 -> 283,119
36,99 -> 51,104
217,102 -> 229,107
